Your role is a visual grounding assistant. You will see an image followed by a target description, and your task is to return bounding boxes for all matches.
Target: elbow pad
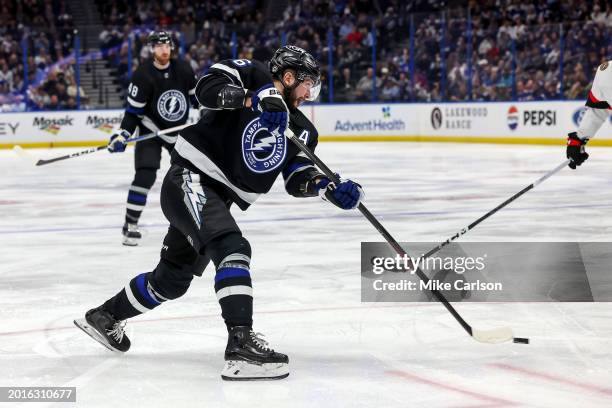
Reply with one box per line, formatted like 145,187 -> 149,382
286,167 -> 325,197
217,84 -> 248,109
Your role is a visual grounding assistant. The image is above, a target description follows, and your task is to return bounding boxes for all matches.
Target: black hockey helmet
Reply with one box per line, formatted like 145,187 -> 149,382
147,30 -> 174,50
269,45 -> 321,101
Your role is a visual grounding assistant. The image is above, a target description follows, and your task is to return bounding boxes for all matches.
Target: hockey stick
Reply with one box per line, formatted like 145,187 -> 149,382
421,159 -> 570,261
281,128 -> 552,344
34,122 -> 191,166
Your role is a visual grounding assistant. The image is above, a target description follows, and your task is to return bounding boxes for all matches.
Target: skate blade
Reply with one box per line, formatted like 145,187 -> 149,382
122,236 -> 139,246
73,318 -> 123,353
221,360 -> 289,381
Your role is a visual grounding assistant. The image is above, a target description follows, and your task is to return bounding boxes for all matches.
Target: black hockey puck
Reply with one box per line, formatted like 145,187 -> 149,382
513,337 -> 529,344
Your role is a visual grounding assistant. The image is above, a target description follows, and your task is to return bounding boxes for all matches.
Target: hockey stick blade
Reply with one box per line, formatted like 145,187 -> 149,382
12,145 -> 38,165
471,327 -> 514,344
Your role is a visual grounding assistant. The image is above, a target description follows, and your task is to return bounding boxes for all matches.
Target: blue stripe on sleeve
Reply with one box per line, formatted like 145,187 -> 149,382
128,192 -> 147,203
215,267 -> 251,283
126,105 -> 145,115
136,273 -> 160,305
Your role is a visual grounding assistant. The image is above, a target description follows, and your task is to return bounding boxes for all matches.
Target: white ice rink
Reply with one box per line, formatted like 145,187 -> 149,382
1,142 -> 612,407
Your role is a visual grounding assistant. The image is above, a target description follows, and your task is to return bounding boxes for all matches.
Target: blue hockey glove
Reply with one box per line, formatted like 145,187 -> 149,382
251,84 -> 288,135
107,129 -> 131,153
317,176 -> 364,210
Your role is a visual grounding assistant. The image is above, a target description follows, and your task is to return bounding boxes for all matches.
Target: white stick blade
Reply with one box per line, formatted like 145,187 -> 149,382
12,145 -> 37,165
472,327 -> 514,344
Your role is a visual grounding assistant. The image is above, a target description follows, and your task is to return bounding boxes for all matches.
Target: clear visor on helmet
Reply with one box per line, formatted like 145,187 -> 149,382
152,41 -> 173,50
300,76 -> 321,102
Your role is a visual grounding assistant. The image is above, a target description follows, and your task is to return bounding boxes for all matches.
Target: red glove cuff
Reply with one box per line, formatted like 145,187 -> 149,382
567,132 -> 586,146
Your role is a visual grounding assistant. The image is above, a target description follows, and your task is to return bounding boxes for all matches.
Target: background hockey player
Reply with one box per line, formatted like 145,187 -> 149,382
74,45 -> 364,380
566,60 -> 612,169
108,30 -> 198,245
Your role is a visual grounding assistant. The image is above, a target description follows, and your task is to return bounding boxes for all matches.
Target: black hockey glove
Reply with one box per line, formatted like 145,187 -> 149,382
316,176 -> 364,210
108,129 -> 131,153
566,132 -> 589,169
251,84 -> 289,135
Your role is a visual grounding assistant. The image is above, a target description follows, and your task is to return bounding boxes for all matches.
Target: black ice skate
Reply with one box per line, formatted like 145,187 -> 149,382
221,326 -> 289,381
74,306 -> 131,353
122,222 -> 141,246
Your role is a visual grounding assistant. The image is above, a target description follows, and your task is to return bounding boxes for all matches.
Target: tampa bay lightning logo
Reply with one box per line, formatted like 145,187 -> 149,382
242,118 -> 287,173
157,90 -> 187,122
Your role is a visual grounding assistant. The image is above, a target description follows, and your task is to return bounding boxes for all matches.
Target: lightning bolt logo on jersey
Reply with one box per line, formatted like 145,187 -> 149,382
181,170 -> 207,228
158,90 -> 188,122
242,118 -> 287,173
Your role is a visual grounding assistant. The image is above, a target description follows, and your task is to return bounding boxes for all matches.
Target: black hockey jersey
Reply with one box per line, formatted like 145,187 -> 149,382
120,58 -> 197,143
171,58 -> 320,210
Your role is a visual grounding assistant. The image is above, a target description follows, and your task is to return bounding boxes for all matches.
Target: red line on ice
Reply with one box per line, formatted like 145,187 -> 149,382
489,363 -> 612,397
387,369 -> 518,407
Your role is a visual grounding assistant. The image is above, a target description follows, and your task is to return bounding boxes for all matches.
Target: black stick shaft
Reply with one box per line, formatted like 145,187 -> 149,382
422,159 -> 570,259
284,130 -> 474,336
35,146 -> 106,166
35,122 -> 191,166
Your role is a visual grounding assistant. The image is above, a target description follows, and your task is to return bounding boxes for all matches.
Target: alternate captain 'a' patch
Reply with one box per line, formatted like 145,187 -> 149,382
241,118 -> 287,173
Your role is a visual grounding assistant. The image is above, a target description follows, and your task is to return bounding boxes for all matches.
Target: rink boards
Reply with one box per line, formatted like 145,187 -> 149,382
1,100 -> 611,148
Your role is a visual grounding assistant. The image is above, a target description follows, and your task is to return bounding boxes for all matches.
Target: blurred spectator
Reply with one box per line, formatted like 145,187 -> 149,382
335,67 -> 355,102
355,67 -> 381,101
380,78 -> 400,101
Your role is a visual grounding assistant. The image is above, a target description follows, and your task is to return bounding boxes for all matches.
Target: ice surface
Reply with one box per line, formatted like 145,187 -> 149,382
1,143 -> 611,407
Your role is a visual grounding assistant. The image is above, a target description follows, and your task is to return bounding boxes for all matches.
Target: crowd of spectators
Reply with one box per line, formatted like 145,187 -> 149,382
1,0 -> 611,111
96,0 -> 611,104
320,0 -> 612,102
0,0 -> 81,111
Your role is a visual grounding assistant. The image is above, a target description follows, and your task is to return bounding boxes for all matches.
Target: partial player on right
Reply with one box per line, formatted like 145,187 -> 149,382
566,60 -> 612,169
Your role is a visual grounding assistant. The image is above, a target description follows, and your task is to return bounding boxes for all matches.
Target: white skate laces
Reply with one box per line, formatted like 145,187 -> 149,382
107,321 -> 126,343
250,331 -> 272,352
126,224 -> 139,233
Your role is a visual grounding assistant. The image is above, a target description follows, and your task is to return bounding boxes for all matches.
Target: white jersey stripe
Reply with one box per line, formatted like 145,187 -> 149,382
127,96 -> 146,108
129,185 -> 150,194
127,203 -> 145,211
284,164 -> 317,186
219,253 -> 251,266
210,63 -> 244,87
141,116 -> 177,144
125,285 -> 152,313
174,136 -> 261,205
141,116 -> 160,132
216,285 -> 253,300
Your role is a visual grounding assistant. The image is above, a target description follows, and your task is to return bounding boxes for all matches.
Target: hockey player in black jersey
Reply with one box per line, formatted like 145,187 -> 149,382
108,30 -> 198,246
75,45 -> 364,380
